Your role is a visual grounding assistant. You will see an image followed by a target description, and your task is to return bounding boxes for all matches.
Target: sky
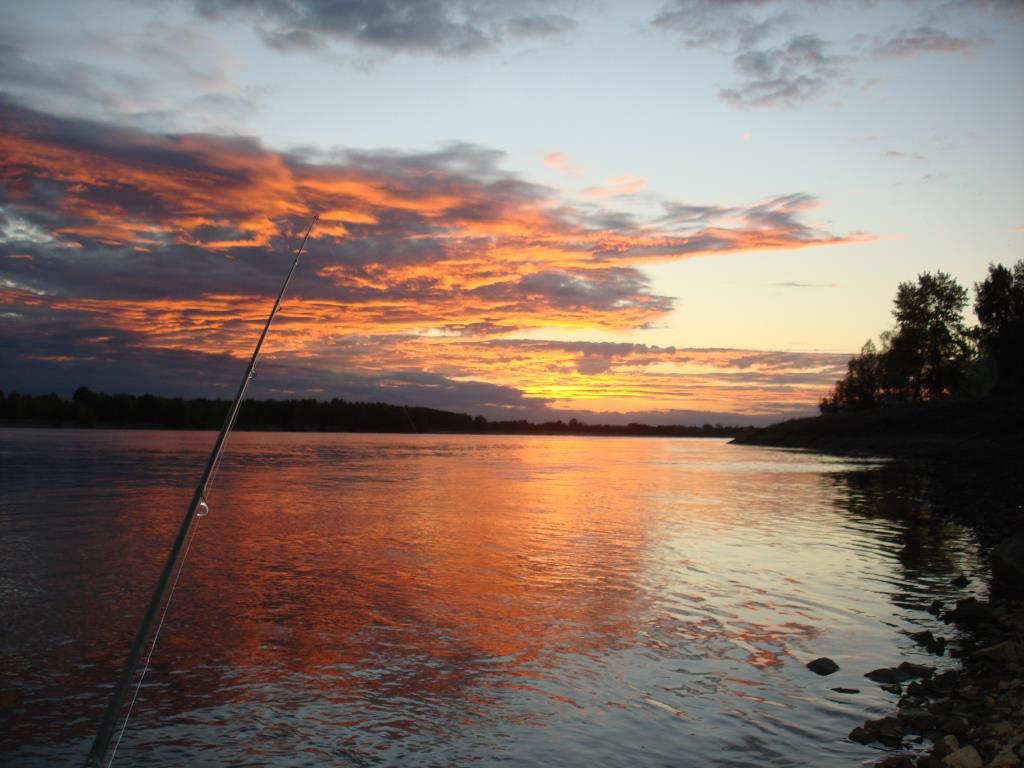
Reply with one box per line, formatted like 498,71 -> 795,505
1,0 -> 1022,426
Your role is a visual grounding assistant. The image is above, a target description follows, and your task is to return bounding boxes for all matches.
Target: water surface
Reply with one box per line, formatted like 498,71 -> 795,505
0,429 -> 986,766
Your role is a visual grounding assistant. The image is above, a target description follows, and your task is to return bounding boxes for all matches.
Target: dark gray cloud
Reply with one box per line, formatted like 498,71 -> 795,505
512,269 -> 673,315
660,202 -> 734,226
0,27 -> 260,131
946,0 -> 1024,21
185,0 -> 580,55
721,33 -> 844,108
651,0 -> 1015,108
0,310 -> 547,420
652,0 -> 791,50
874,26 -> 982,58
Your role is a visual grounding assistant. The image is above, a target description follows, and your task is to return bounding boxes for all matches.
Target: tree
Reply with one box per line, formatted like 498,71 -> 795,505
888,271 -> 970,399
974,259 -> 1024,390
820,339 -> 885,412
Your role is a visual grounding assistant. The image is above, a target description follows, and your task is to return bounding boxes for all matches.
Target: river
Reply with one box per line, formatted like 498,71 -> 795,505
0,429 -> 987,766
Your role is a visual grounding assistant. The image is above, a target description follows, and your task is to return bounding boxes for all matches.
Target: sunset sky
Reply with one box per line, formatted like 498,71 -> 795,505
1,0 -> 1022,425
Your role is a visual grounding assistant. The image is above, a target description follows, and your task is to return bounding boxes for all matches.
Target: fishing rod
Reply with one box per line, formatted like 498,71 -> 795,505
84,214 -> 318,768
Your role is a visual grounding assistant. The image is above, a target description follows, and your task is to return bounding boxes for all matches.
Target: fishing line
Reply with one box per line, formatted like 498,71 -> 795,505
106,513 -> 204,767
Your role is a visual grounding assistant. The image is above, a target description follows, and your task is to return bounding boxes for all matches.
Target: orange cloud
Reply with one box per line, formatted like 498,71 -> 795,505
0,97 -> 867,418
584,175 -> 647,199
543,151 -> 584,176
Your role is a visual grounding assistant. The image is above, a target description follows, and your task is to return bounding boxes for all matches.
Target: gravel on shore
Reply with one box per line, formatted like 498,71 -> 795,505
847,595 -> 1024,767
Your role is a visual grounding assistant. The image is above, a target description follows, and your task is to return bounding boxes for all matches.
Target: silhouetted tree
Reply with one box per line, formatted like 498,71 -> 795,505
820,340 -> 885,412
974,259 -> 1024,391
889,271 -> 970,399
0,388 -> 751,436
821,272 -> 973,412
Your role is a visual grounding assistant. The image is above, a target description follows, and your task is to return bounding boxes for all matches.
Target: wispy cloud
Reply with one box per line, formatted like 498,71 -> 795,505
721,34 -> 843,108
543,151 -> 584,177
0,24 -> 259,132
583,175 -> 647,199
884,150 -> 928,161
651,0 -> 1016,108
771,281 -> 838,288
174,0 -> 580,56
874,26 -> 983,58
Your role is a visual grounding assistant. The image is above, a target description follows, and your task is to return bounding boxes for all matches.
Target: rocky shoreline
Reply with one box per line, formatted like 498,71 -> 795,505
841,553 -> 1024,767
737,400 -> 1024,765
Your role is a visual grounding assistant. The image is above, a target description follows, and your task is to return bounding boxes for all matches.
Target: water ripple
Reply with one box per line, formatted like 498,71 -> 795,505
0,430 -> 986,767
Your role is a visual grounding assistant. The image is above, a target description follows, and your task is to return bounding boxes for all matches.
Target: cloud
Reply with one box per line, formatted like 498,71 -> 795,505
181,0 -> 580,56
543,151 -> 584,177
874,26 -> 983,58
884,149 -> 927,161
0,25 -> 259,132
651,0 -> 1018,108
771,281 -> 838,288
721,34 -> 844,108
948,0 -> 1024,21
652,0 -> 792,51
583,175 -> 647,198
0,95 -> 866,419
653,3 -> 845,107
0,301 -> 850,422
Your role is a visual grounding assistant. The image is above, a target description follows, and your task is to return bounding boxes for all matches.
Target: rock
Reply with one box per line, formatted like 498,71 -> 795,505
848,716 -> 904,747
831,687 -> 860,694
928,600 -> 945,615
807,657 -> 840,675
876,755 -> 916,768
991,535 -> 1024,596
991,747 -> 1022,766
939,714 -> 970,736
897,707 -> 936,733
988,720 -> 1014,737
897,663 -> 937,679
867,667 -> 916,684
908,630 -> 948,655
898,661 -> 935,679
933,735 -> 960,758
876,716 -> 905,748
942,745 -> 982,768
911,630 -> 937,646
946,598 -> 989,624
972,641 -> 1020,664
932,670 -> 961,690
950,574 -> 970,588
849,723 -> 876,744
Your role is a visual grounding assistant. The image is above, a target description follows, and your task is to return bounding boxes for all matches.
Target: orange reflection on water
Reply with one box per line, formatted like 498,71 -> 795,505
3,431 -> 985,766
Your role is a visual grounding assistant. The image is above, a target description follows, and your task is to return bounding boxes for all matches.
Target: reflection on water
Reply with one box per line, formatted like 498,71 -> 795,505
0,430 -> 987,767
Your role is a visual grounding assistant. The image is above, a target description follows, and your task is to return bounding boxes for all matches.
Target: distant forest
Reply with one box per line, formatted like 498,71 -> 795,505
0,387 -> 752,438
821,259 -> 1024,412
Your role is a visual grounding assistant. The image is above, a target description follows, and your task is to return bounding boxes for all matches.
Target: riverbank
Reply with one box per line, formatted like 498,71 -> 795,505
736,398 -> 1024,765
733,396 -> 1024,458
733,397 -> 1024,545
0,388 -> 753,438
847,593 -> 1024,768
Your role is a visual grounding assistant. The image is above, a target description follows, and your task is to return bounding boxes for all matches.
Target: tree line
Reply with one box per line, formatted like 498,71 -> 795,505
820,259 -> 1024,412
0,387 -> 751,438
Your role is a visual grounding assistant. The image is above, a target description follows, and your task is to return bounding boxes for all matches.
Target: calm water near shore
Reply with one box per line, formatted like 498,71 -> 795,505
0,429 -> 989,767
